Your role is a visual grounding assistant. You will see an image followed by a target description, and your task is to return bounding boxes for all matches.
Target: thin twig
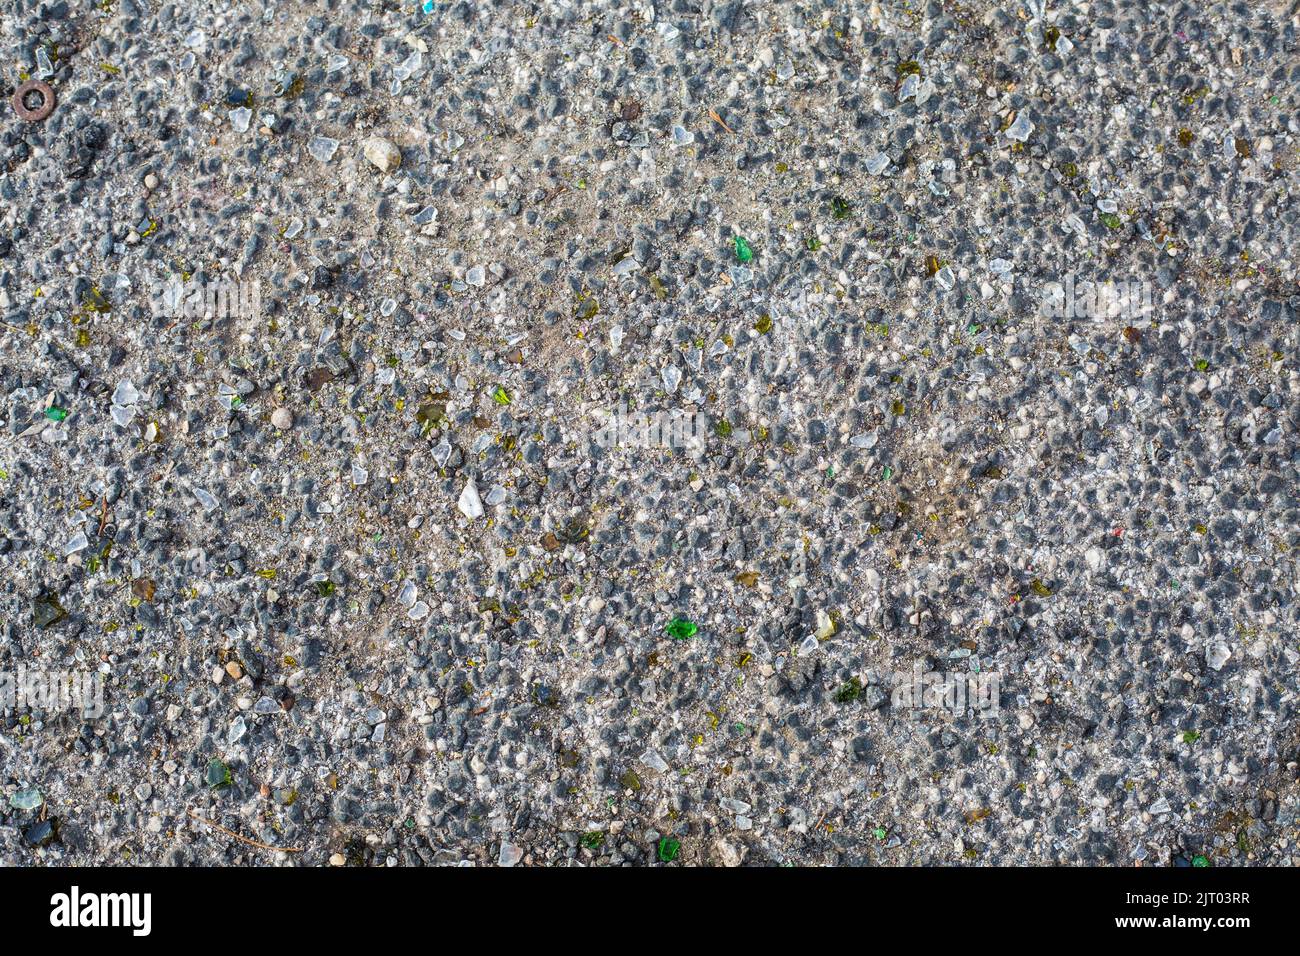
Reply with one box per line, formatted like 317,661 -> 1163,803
187,809 -> 303,853
708,107 -> 734,134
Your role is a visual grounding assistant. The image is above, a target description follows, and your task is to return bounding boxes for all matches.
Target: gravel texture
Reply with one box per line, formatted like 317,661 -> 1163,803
1,0 -> 1299,867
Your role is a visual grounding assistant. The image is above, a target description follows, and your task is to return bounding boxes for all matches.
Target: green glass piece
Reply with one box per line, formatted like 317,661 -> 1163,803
664,617 -> 697,640
1191,854 -> 1210,868
881,466 -> 894,481
491,386 -> 511,406
657,837 -> 681,862
416,401 -> 445,426
32,593 -> 67,629
205,758 -> 232,790
733,235 -> 753,263
45,406 -> 69,422
873,828 -> 887,840
9,788 -> 43,811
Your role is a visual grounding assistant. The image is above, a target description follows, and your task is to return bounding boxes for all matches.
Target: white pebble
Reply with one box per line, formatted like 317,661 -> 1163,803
362,135 -> 402,173
458,479 -> 485,519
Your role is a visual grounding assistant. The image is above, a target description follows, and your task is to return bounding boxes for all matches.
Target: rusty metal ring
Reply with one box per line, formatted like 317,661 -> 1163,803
12,79 -> 55,122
